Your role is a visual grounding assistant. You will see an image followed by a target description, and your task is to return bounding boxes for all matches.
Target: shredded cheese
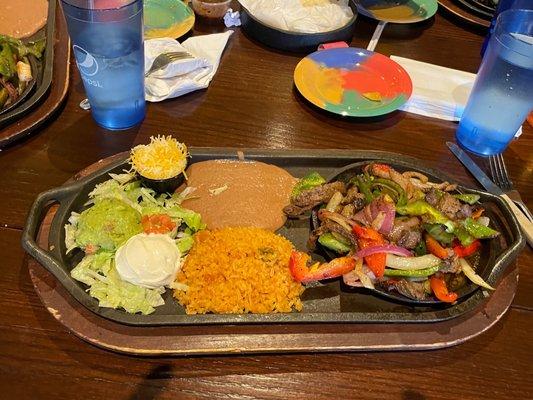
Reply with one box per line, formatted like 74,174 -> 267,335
130,135 -> 188,180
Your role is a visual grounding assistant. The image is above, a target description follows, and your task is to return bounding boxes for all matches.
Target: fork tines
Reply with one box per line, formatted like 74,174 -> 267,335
489,154 -> 513,191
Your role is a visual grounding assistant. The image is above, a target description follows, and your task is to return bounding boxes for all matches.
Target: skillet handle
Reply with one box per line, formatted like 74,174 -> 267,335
487,193 -> 526,286
21,185 -> 79,283
501,194 -> 533,248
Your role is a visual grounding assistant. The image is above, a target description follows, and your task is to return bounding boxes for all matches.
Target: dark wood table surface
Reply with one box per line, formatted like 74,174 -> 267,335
1,10 -> 532,400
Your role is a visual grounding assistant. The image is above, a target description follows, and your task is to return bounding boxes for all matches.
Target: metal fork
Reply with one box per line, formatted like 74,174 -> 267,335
145,51 -> 194,77
489,154 -> 533,222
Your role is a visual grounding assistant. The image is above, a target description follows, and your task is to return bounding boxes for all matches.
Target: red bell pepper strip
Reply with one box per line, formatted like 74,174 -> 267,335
471,208 -> 485,219
367,163 -> 391,174
430,275 -> 458,303
453,240 -> 481,258
352,224 -> 386,278
289,251 -> 355,284
425,235 -> 452,260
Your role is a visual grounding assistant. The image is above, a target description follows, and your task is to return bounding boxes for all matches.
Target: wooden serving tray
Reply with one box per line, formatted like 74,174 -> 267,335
26,152 -> 518,355
0,0 -> 70,148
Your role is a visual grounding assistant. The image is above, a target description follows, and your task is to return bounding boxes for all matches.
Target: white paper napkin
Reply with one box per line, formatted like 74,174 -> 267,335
390,55 -> 475,122
391,55 -> 522,137
144,31 -> 233,102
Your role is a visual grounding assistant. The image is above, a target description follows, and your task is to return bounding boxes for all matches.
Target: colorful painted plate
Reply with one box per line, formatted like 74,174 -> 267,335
144,0 -> 195,40
355,0 -> 438,23
294,48 -> 412,117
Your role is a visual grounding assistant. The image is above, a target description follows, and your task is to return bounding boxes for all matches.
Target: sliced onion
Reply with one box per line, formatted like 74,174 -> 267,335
326,191 -> 344,212
477,216 -> 490,227
355,258 -> 375,289
459,258 -> 494,290
354,198 -> 395,236
386,253 -> 441,270
371,199 -> 395,235
343,259 -> 375,289
371,211 -> 386,232
357,244 -> 412,258
343,270 -> 363,287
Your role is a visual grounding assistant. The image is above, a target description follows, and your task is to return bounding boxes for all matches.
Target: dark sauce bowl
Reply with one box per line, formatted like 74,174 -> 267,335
139,172 -> 185,194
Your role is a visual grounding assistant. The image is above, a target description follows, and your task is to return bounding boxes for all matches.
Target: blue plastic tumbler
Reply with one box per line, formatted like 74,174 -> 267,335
481,0 -> 533,57
456,9 -> 533,156
61,0 -> 146,130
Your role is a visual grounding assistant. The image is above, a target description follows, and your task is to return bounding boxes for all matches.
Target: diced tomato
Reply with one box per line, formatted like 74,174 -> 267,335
141,214 -> 176,234
84,244 -> 99,255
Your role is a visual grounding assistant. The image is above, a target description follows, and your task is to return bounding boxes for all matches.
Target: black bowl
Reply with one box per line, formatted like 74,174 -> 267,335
139,172 -> 185,194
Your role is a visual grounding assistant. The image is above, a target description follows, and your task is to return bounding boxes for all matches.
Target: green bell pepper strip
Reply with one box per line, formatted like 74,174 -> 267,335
291,172 -> 325,198
463,217 -> 499,239
0,88 -> 8,108
396,201 -> 455,232
355,175 -> 374,204
370,178 -> 407,206
454,226 -> 475,246
454,194 -> 480,205
413,240 -> 427,256
0,43 -> 16,78
423,223 -> 454,245
383,265 -> 439,277
318,233 -> 351,254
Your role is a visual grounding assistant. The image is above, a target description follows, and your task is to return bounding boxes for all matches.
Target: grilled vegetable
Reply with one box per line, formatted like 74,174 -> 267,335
0,34 -> 45,111
289,250 -> 355,284
430,275 -> 458,303
291,172 -> 326,198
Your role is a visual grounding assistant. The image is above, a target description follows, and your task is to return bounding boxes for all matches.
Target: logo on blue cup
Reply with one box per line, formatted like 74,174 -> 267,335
73,45 -> 99,77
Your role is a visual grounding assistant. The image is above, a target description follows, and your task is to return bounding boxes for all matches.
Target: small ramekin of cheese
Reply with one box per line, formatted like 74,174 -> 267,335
130,135 -> 189,193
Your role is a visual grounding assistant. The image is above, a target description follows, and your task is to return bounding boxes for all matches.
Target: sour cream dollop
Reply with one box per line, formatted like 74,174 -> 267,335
115,233 -> 181,289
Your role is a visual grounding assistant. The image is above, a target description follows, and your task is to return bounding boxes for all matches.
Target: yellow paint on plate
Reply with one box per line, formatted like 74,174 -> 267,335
368,5 -> 420,20
145,15 -> 195,39
294,58 -> 344,108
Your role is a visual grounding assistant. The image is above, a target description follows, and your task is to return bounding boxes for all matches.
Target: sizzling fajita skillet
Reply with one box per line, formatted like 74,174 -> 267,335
0,0 -> 56,127
22,148 -> 525,326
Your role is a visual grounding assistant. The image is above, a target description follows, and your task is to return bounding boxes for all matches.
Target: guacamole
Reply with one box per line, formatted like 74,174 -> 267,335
76,198 -> 142,251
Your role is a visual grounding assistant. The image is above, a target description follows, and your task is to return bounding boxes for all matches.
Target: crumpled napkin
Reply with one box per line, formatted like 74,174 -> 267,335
390,55 -> 522,137
224,8 -> 241,27
144,31 -> 233,102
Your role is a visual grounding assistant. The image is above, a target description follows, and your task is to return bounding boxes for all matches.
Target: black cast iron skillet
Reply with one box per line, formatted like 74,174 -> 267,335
311,160 -> 521,305
0,56 -> 38,115
453,0 -> 493,19
238,0 -> 358,53
21,150 -> 524,325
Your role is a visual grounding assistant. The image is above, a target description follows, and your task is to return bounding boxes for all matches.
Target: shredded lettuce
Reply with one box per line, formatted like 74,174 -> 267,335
167,206 -> 206,232
176,234 -> 195,253
64,172 -> 205,314
71,252 -> 165,315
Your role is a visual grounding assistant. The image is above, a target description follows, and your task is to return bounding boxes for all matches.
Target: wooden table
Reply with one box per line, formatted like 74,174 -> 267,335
1,11 -> 532,400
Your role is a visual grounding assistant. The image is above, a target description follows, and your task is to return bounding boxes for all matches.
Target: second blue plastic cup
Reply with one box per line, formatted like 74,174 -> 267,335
456,9 -> 533,156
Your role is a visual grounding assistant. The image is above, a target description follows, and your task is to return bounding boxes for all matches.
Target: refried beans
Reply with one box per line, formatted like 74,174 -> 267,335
181,160 -> 297,231
0,0 -> 48,39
